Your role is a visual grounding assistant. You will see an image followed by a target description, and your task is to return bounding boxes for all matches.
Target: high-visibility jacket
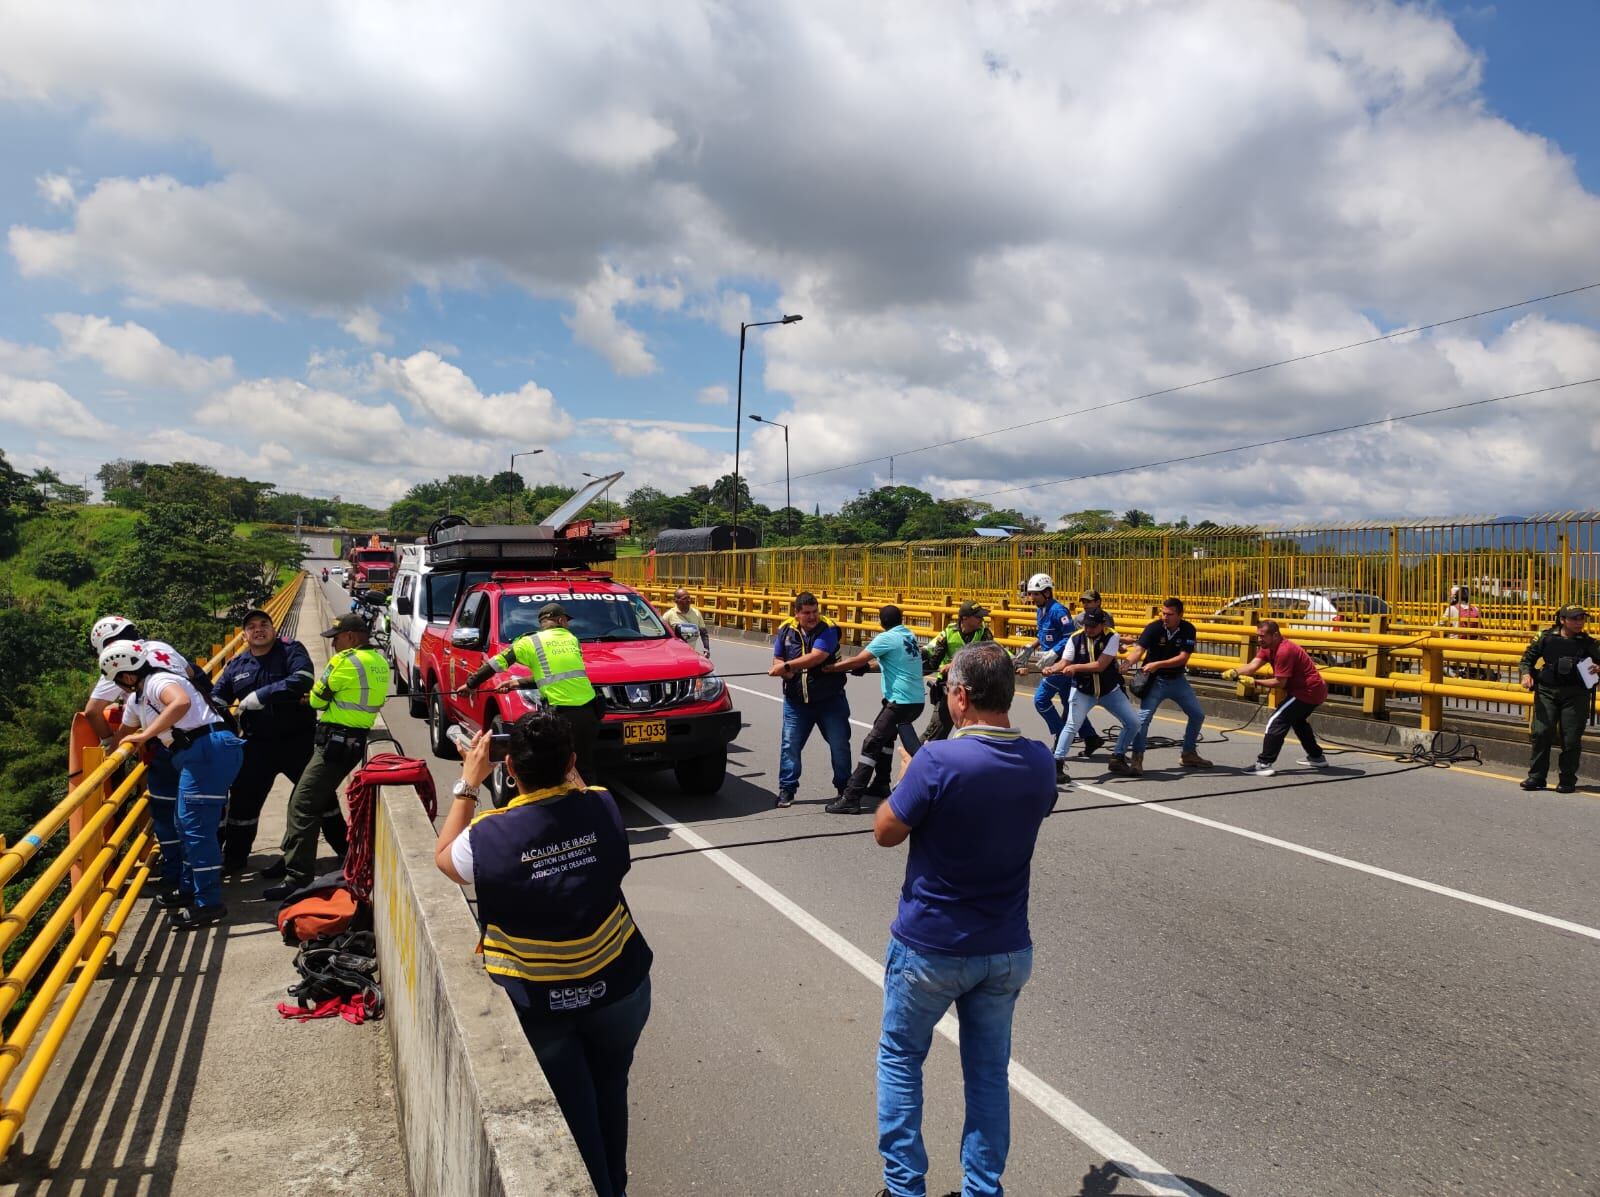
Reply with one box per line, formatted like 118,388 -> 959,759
925,621 -> 995,674
490,628 -> 596,708
309,647 -> 390,729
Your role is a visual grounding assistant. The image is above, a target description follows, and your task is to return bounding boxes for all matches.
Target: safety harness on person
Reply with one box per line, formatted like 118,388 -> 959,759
491,628 -> 597,708
467,784 -> 652,1019
310,647 -> 388,730
127,671 -> 225,750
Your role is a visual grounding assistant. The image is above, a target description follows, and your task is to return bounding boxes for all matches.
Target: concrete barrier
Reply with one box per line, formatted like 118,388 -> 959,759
373,784 -> 594,1196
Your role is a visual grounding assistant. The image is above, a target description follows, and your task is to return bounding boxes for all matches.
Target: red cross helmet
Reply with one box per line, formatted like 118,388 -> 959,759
98,641 -> 149,682
1025,573 -> 1055,594
90,615 -> 141,653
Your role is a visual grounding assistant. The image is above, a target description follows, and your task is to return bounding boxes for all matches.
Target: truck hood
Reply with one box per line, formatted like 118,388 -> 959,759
580,637 -> 712,683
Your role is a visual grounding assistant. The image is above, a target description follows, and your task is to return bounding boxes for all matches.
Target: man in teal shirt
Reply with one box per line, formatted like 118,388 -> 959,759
826,605 -> 926,814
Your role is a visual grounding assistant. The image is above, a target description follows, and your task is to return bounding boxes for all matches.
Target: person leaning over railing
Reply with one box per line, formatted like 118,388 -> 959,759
102,641 -> 245,930
1517,604 -> 1600,794
435,714 -> 652,1197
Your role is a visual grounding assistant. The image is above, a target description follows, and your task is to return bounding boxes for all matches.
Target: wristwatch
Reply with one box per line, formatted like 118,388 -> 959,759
451,778 -> 481,801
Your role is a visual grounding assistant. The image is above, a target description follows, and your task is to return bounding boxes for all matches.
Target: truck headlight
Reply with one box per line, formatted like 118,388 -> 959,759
691,673 -> 725,704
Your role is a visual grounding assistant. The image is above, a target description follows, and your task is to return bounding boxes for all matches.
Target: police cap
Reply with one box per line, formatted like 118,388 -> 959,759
1558,605 -> 1588,620
538,602 -> 570,622
957,600 -> 990,619
242,608 -> 274,627
320,613 -> 369,638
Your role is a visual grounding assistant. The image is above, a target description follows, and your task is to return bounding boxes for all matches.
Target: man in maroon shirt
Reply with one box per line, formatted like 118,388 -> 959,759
1226,619 -> 1330,777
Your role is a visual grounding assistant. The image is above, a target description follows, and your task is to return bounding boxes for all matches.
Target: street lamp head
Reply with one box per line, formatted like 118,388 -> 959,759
748,414 -> 764,423
781,314 -> 803,324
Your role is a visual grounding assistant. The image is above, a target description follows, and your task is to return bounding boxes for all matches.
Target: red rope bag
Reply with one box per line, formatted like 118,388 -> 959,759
343,753 -> 437,901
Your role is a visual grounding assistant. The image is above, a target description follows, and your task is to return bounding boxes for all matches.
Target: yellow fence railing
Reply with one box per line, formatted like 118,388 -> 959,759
0,571 -> 306,1159
616,513 -> 1600,635
632,580 -> 1541,734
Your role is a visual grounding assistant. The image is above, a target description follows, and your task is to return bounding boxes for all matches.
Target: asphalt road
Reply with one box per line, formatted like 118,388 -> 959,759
311,565 -> 1600,1196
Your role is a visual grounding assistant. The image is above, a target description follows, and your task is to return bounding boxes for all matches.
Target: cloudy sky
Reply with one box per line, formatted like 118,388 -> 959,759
1,0 -> 1598,526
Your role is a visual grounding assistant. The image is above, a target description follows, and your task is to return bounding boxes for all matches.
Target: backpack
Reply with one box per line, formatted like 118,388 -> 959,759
276,880 -> 360,944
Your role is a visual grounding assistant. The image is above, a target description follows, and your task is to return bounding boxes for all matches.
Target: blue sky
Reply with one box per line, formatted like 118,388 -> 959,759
1,2 -> 1597,522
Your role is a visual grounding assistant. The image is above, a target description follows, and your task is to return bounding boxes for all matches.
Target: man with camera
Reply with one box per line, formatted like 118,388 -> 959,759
263,613 -> 390,901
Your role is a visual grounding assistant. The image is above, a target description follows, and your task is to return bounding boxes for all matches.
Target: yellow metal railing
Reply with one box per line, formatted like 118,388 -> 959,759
0,571 -> 306,1159
633,580 -> 1538,733
617,513 -> 1600,635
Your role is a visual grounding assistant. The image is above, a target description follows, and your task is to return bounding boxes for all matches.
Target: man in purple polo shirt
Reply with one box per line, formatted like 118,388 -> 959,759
872,641 -> 1057,1197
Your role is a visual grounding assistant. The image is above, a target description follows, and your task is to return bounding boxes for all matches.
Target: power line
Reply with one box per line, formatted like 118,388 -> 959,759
753,279 -> 1600,489
963,375 -> 1600,501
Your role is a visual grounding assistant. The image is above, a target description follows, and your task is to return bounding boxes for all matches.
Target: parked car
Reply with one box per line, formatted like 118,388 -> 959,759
415,570 -> 740,803
388,542 -> 448,707
1212,589 -> 1390,668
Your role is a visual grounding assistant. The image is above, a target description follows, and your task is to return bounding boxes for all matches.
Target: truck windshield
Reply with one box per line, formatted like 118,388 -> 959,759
499,594 -> 669,643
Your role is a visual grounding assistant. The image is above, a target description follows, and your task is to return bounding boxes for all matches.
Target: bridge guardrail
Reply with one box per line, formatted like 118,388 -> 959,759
0,571 -> 306,1159
633,582 -> 1541,733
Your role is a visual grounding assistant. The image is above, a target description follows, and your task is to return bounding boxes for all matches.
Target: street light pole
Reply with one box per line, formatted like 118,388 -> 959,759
508,448 -> 545,523
581,471 -> 615,513
732,313 -> 802,539
748,414 -> 791,539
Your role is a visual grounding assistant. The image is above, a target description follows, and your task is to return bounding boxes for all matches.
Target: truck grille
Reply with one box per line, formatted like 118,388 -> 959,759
598,680 -> 696,713
365,568 -> 393,582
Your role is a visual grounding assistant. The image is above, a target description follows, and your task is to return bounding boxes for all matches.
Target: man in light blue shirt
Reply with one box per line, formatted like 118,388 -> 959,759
826,605 -> 926,814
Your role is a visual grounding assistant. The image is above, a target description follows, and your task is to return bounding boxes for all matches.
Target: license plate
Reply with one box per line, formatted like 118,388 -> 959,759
622,719 -> 668,746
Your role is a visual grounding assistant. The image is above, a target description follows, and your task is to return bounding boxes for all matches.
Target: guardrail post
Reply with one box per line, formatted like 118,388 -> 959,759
1419,638 -> 1444,732
1233,609 -> 1260,699
66,744 -> 110,935
1362,614 -> 1389,719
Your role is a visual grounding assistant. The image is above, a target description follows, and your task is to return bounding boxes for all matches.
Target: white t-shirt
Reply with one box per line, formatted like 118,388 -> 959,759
90,641 -> 190,703
120,672 -> 220,747
1077,630 -> 1121,660
662,605 -> 710,656
449,830 -> 476,884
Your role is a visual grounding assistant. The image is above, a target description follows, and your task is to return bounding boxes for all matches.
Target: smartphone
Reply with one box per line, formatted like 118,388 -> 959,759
489,732 -> 511,762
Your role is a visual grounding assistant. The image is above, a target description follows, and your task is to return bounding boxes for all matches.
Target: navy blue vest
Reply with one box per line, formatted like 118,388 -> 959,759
467,785 -> 652,1019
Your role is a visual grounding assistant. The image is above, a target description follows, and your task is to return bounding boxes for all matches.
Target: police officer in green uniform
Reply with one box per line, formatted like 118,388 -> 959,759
263,612 -> 391,899
920,600 -> 1000,744
467,602 -> 603,787
1518,605 -> 1600,794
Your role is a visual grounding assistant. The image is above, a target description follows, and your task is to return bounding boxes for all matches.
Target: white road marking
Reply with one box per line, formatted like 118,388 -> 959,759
727,681 -> 878,731
1071,780 -> 1600,943
721,640 -> 1600,944
613,779 -> 1201,1197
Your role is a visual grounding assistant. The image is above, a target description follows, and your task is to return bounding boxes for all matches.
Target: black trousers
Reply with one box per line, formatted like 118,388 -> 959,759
1528,686 -> 1590,786
920,681 -> 953,744
843,700 -> 924,803
1258,697 -> 1322,764
556,699 -> 604,787
221,731 -> 347,866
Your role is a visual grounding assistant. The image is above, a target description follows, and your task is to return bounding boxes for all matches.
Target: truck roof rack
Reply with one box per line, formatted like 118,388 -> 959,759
422,470 -> 626,570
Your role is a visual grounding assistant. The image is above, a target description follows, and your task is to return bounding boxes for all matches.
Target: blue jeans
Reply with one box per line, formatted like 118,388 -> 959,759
1131,672 -> 1206,754
171,729 -> 245,908
878,938 -> 1032,1197
1054,686 -> 1138,761
778,692 -> 852,796
517,977 -> 652,1197
146,746 -> 184,890
1032,677 -> 1072,738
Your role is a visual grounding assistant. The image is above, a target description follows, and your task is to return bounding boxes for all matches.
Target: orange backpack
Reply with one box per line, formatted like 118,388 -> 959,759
276,885 -> 358,944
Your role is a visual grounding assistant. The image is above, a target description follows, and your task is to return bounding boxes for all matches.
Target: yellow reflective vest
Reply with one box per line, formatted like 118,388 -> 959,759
490,628 -> 596,708
309,647 -> 391,729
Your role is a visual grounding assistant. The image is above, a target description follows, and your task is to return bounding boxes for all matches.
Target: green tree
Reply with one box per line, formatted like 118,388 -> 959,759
1121,509 -> 1155,529
1059,508 -> 1117,534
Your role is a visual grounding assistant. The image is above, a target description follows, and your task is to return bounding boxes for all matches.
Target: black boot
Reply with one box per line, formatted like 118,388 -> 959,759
825,790 -> 863,814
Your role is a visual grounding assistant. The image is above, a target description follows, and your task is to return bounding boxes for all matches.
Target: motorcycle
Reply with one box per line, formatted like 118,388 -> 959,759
321,567 -> 329,582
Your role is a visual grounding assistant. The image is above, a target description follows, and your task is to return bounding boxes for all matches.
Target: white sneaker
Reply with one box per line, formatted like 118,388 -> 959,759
1298,756 -> 1330,768
1251,761 -> 1276,776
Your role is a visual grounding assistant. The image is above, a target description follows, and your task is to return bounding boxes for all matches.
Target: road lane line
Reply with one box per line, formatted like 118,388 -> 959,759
1071,780 -> 1600,942
727,681 -> 879,731
613,779 -> 1201,1197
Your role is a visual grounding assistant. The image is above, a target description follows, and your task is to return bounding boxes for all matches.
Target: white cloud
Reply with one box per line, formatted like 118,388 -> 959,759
341,306 -> 391,347
696,384 -> 729,406
0,376 -> 114,438
50,313 -> 234,391
36,173 -> 75,207
0,338 -> 53,376
582,416 -> 728,435
2,1 -> 1599,520
370,350 -> 576,441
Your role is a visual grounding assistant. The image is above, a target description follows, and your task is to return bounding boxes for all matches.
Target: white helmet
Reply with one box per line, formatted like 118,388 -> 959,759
98,641 -> 149,682
91,615 -> 140,653
1025,573 -> 1054,594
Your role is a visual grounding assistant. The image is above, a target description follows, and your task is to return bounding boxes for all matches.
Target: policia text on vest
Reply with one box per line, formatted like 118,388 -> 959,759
1518,606 -> 1600,794
265,613 -> 392,898
468,602 -> 603,792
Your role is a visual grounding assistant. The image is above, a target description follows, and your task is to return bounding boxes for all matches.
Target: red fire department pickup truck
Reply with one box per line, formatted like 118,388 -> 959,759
410,503 -> 738,804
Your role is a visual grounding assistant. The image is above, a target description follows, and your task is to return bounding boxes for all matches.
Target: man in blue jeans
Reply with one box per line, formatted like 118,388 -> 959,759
767,591 -> 852,807
872,641 -> 1057,1196
1126,597 -> 1213,773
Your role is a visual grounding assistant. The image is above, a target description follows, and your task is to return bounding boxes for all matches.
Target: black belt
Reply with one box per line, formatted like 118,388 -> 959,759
169,724 -> 225,752
315,724 -> 369,747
